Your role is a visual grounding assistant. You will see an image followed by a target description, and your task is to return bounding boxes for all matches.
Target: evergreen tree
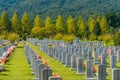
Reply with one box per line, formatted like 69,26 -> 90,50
97,15 -> 101,24
1,11 -> 11,33
34,14 -> 42,27
55,15 -> 64,33
21,11 -> 31,40
12,11 -> 21,35
45,16 -> 55,37
77,16 -> 85,38
114,31 -> 120,46
93,21 -> 101,36
100,16 -> 109,34
0,17 -> 2,34
88,17 -> 95,34
66,16 -> 76,34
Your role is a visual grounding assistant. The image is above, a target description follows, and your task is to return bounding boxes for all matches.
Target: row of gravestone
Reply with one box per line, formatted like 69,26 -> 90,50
0,44 -> 16,72
39,39 -> 120,68
27,38 -> 40,46
27,38 -> 120,80
37,39 -> 120,80
23,41 -> 63,80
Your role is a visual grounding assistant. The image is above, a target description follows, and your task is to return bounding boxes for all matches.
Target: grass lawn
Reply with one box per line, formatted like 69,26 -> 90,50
0,42 -> 34,80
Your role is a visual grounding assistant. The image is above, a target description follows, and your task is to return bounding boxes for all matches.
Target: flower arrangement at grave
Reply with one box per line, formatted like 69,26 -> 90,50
92,51 -> 94,58
93,66 -> 97,73
37,55 -> 42,59
53,73 -> 60,77
42,59 -> 48,65
0,45 -> 16,72
98,56 -> 101,61
107,48 -> 110,55
83,62 -> 86,68
48,43 -> 52,46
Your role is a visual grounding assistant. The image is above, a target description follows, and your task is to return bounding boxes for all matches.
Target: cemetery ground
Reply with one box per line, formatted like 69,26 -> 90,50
0,41 -> 120,80
28,42 -> 120,80
0,42 -> 34,80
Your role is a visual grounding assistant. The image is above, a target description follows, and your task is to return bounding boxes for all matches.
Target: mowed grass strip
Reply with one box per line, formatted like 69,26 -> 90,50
0,42 -> 34,80
28,43 -> 85,80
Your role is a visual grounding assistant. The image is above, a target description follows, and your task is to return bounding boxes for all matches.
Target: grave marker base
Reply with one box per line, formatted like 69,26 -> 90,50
86,78 -> 97,80
71,68 -> 77,70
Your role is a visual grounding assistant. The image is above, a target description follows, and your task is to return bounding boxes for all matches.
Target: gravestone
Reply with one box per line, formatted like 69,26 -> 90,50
110,49 -> 114,56
61,52 -> 66,64
71,55 -> 77,70
41,68 -> 52,80
101,53 -> 106,65
49,76 -> 63,80
77,57 -> 85,74
117,50 -> 120,62
87,50 -> 92,60
97,64 -> 106,80
35,59 -> 42,79
65,53 -> 72,67
94,51 -> 99,64
86,60 -> 94,78
38,63 -> 46,80
110,55 -> 116,69
112,69 -> 120,80
32,57 -> 38,74
58,51 -> 62,62
83,49 -> 87,59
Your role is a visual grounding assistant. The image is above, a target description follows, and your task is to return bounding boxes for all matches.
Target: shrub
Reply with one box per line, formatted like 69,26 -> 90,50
7,33 -> 19,43
89,34 -> 97,40
98,36 -> 102,41
54,33 -> 63,40
62,34 -> 76,42
101,34 -> 113,45
114,32 -> 120,46
0,35 -> 5,41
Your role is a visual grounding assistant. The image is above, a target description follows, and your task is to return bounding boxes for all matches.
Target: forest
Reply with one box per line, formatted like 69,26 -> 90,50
0,11 -> 120,46
0,0 -> 120,19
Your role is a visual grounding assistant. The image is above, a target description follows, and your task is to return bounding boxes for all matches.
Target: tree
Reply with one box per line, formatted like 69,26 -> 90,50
93,21 -> 101,36
45,16 -> 55,37
96,15 -> 101,24
34,14 -> 42,27
21,11 -> 31,40
66,16 -> 76,34
88,17 -> 95,34
77,16 -> 85,38
31,26 -> 40,37
7,33 -> 19,43
114,31 -> 120,46
1,11 -> 11,33
100,16 -> 109,34
12,11 -> 21,35
55,15 -> 64,33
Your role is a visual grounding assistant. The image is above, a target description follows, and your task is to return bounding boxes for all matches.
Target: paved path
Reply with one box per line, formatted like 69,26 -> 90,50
0,42 -> 34,80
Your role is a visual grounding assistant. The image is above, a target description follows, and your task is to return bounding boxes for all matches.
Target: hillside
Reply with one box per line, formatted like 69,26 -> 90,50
0,0 -> 120,19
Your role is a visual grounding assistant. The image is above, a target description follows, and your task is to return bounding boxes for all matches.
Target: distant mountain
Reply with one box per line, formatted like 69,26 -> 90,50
0,0 -> 120,19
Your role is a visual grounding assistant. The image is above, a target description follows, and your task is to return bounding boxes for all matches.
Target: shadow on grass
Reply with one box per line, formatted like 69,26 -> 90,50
0,73 -> 8,76
3,69 -> 10,72
6,63 -> 11,65
17,46 -> 24,48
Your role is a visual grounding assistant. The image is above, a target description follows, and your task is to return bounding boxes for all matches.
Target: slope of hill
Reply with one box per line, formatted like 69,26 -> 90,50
0,0 -> 120,19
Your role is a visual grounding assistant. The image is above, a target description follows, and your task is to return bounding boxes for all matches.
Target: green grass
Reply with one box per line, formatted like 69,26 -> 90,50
0,42 -> 34,80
